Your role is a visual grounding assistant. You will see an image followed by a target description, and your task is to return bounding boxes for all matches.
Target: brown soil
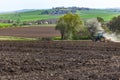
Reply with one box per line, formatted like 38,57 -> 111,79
0,26 -> 60,38
0,41 -> 120,80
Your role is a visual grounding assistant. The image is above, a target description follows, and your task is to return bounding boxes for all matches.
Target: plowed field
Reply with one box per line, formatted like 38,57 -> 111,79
0,26 -> 60,38
0,41 -> 120,80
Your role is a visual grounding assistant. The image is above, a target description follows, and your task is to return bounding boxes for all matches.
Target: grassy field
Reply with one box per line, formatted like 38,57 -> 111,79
0,36 -> 36,41
0,10 -> 60,22
0,9 -> 120,22
0,23 -> 13,28
77,9 -> 120,21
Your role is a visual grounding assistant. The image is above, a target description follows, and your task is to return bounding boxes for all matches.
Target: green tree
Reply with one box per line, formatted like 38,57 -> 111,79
85,17 -> 110,39
97,17 -> 104,23
108,15 -> 120,33
97,17 -> 110,32
55,13 -> 83,40
85,18 -> 99,39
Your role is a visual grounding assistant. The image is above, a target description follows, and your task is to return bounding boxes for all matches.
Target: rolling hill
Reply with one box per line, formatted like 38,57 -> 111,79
0,8 -> 120,23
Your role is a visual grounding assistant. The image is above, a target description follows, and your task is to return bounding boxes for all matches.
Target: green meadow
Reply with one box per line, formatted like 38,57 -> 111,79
0,23 -> 12,28
0,10 -> 60,22
0,36 -> 36,41
77,9 -> 120,21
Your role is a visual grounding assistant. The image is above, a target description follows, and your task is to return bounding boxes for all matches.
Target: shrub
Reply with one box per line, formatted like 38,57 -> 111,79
41,37 -> 53,41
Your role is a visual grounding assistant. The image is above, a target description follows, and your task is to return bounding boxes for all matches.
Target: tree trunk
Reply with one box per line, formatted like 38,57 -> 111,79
61,31 -> 65,40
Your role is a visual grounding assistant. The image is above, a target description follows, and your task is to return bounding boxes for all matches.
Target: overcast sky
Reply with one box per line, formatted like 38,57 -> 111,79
0,0 -> 120,11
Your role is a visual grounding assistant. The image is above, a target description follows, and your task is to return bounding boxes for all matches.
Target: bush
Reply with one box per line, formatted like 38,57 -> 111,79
41,37 -> 53,41
108,15 -> 120,33
52,36 -> 61,40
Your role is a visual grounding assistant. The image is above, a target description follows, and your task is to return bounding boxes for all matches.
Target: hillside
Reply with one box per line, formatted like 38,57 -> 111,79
77,9 -> 120,21
0,10 -> 59,22
0,8 -> 120,23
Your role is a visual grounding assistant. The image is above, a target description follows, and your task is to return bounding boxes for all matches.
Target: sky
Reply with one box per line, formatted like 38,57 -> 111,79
0,0 -> 120,12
